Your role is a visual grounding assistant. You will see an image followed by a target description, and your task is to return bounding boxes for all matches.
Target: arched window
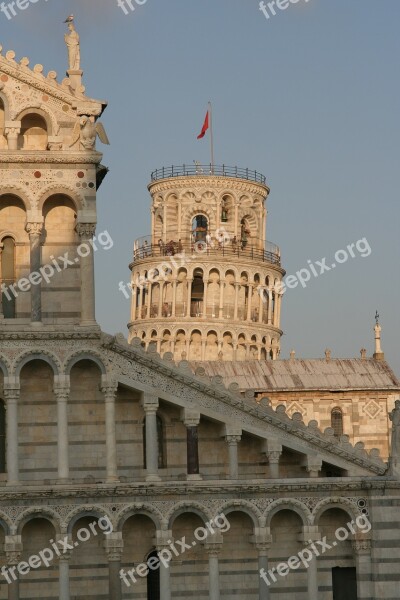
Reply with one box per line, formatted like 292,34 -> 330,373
192,214 -> 208,243
331,407 -> 344,437
143,415 -> 166,469
1,236 -> 16,318
191,268 -> 204,317
0,401 -> 5,473
146,550 -> 160,600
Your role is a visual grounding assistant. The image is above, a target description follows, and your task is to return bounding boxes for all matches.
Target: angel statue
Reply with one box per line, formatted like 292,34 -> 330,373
70,116 -> 110,151
64,19 -> 81,71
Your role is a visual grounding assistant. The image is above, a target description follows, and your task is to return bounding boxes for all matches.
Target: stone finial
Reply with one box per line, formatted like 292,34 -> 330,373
325,348 -> 332,361
360,348 -> 367,359
373,311 -> 385,361
290,349 -> 296,360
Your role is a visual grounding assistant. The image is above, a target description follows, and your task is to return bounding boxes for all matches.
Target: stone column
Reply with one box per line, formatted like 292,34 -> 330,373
267,288 -> 273,324
225,428 -> 242,479
263,440 -> 282,479
138,285 -> 144,318
182,409 -> 201,480
54,377 -> 70,481
156,532 -> 172,600
218,280 -> 225,318
4,383 -> 20,486
0,242 -> 4,319
352,537 -> 373,600
186,278 -> 193,317
25,222 -> 43,323
105,533 -> 124,600
253,530 -> 272,600
303,454 -> 322,479
246,284 -> 253,321
146,281 -> 152,318
258,287 -> 264,323
5,538 -> 22,600
131,283 -> 137,321
158,281 -> 165,318
205,533 -> 223,600
5,123 -> 21,150
75,223 -> 96,325
233,283 -> 239,320
172,280 -> 177,317
142,394 -> 160,481
301,527 -> 320,599
56,534 -> 73,600
203,279 -> 209,318
101,378 -> 119,482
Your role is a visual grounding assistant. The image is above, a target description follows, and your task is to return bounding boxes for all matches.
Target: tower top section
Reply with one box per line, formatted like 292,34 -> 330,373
128,164 -> 285,362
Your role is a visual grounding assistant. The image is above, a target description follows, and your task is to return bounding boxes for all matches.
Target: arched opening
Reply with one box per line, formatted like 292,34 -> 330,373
121,514 -> 157,598
146,549 -> 161,600
270,509 -> 306,595
20,517 -> 58,597
1,236 -> 16,318
331,407 -> 344,437
191,268 -> 204,317
18,113 -> 48,150
192,214 -> 208,243
189,329 -> 202,360
0,400 -> 5,473
143,415 -> 166,469
42,195 -> 78,321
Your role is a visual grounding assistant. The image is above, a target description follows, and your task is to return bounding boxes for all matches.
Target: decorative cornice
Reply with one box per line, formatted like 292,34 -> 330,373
0,478 -> 397,503
148,176 -> 269,196
0,152 -> 103,165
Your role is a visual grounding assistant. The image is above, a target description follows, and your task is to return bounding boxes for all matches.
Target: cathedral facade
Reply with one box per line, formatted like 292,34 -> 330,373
0,34 -> 400,600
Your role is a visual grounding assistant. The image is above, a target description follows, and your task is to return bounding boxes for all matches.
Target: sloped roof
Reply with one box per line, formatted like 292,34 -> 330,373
190,358 -> 400,393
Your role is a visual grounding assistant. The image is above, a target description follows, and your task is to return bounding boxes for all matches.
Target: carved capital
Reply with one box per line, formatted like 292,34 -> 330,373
25,221 -> 43,236
75,223 -> 96,238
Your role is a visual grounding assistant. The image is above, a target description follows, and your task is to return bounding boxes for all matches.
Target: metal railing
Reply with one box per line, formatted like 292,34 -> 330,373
132,236 -> 281,266
150,164 -> 267,185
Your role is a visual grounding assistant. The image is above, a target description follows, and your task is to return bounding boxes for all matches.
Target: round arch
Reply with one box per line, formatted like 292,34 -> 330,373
166,502 -> 211,529
14,351 -> 61,377
265,499 -> 311,526
0,189 -> 31,212
66,506 -> 114,534
117,504 -> 163,532
312,498 -> 360,526
16,508 -> 61,535
64,351 -> 107,376
39,187 -> 85,213
218,501 -> 261,529
15,106 -> 58,137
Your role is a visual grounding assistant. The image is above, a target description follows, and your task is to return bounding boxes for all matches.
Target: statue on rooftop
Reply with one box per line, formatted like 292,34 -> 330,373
64,20 -> 81,71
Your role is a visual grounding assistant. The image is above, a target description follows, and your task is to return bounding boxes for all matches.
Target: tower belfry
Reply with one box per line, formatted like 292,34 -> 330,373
128,164 -> 285,361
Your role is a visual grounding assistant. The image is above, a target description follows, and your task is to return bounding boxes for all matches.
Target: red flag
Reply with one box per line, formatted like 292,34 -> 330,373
197,111 -> 209,139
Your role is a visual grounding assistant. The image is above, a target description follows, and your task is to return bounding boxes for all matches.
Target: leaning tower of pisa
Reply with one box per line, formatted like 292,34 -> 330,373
128,164 -> 285,361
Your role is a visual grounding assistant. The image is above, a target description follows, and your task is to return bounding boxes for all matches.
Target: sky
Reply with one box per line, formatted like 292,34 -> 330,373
2,0 -> 399,375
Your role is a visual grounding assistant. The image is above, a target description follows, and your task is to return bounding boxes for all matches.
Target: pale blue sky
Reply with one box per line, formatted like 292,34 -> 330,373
2,0 -> 399,374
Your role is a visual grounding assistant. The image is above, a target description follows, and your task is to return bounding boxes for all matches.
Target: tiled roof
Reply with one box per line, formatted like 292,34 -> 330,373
190,359 -> 400,392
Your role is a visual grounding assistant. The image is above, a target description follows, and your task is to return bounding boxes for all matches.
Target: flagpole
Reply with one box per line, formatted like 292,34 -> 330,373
208,101 -> 215,173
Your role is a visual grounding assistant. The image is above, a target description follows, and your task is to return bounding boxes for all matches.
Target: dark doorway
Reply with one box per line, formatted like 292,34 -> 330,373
332,567 -> 357,600
147,550 -> 160,600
